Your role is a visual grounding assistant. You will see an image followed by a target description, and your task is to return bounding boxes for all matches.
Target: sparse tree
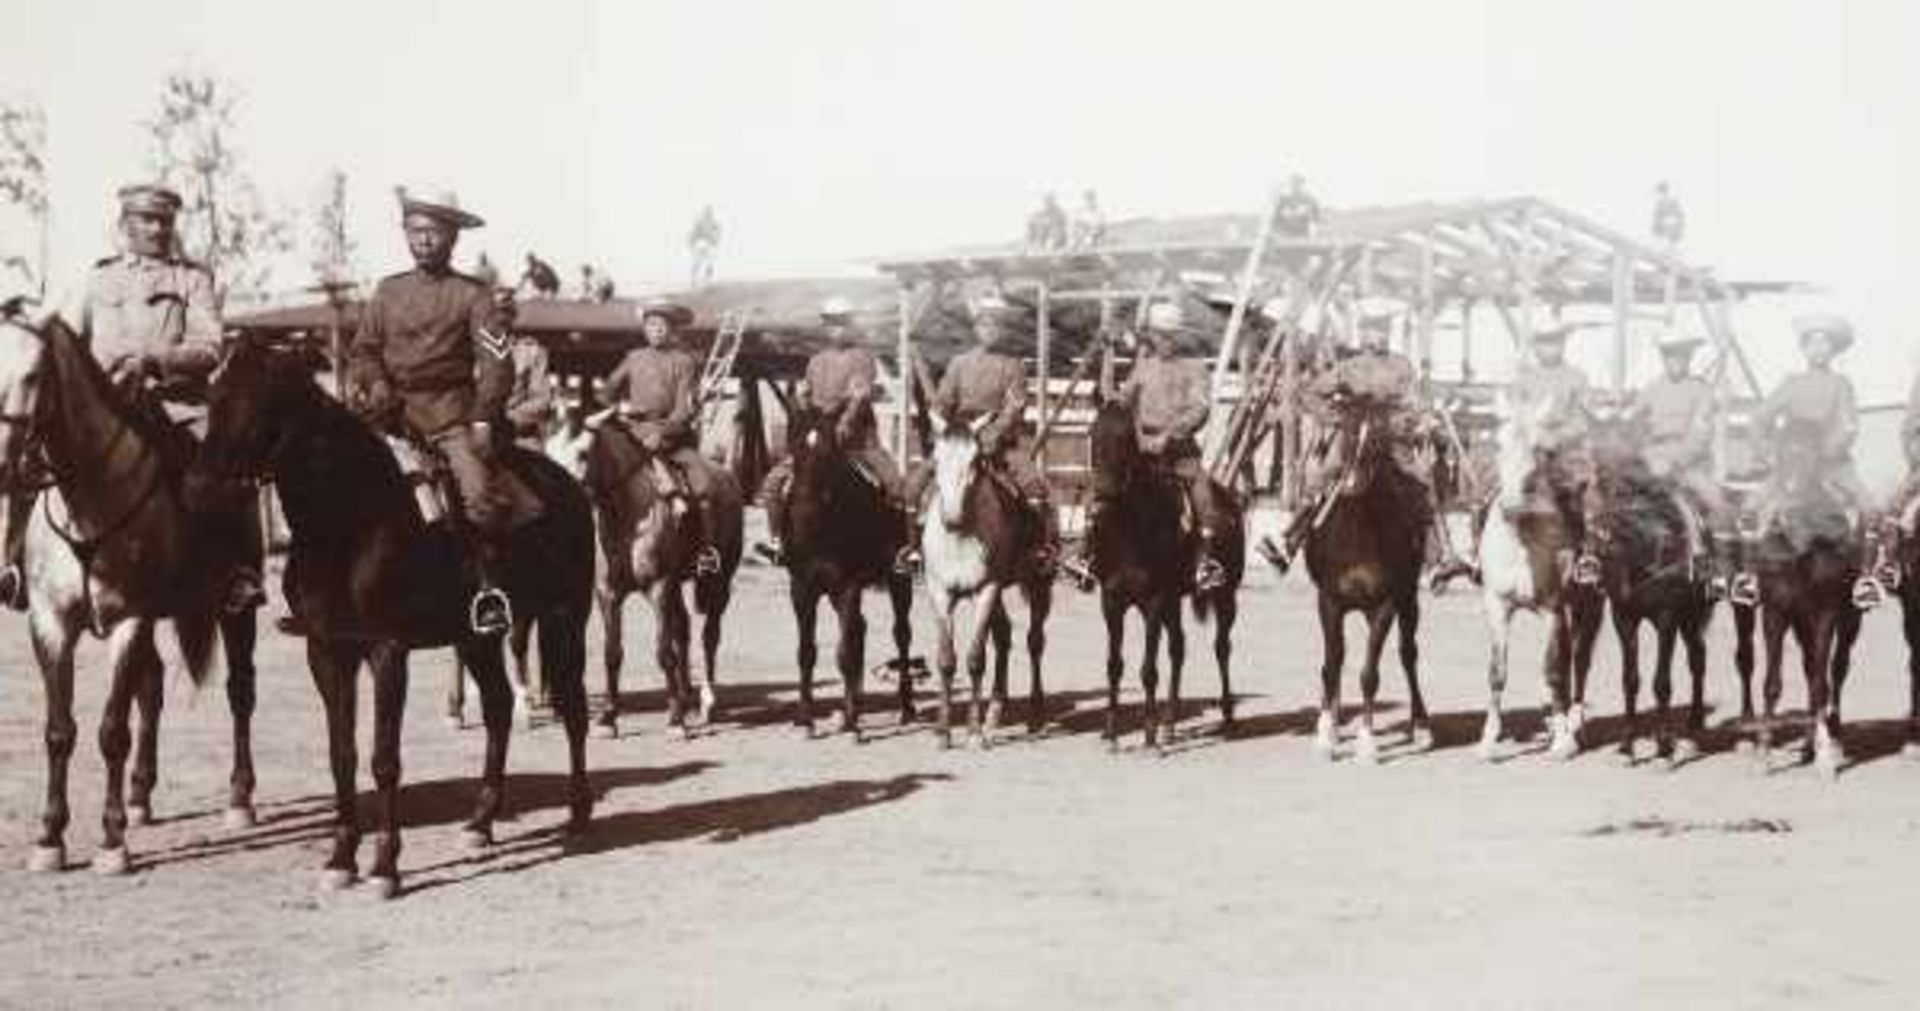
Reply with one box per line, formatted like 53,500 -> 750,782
0,98 -> 49,296
146,72 -> 292,310
309,168 -> 357,288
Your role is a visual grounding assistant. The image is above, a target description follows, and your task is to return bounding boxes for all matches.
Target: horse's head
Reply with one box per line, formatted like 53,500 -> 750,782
0,313 -> 51,489
1088,396 -> 1138,493
927,411 -> 988,529
1491,390 -> 1550,514
195,339 -> 312,487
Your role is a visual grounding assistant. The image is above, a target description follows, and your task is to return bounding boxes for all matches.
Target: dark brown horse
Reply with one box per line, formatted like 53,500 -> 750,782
0,315 -> 259,875
1738,420 -> 1862,777
583,419 -> 742,739
776,408 -> 915,740
1086,399 -> 1242,754
1588,411 -> 1715,765
191,342 -> 596,898
1300,393 -> 1432,763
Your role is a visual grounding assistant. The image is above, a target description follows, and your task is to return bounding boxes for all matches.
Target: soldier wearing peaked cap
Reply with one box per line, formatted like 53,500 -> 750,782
600,298 -> 727,574
0,182 -> 266,613
758,296 -> 919,572
339,186 -> 516,634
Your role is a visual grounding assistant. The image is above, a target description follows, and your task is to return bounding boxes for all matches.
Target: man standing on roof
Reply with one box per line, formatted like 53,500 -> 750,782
1271,174 -> 1322,239
758,297 -> 918,572
1750,313 -> 1885,608
0,182 -> 267,614
599,298 -> 726,574
1063,302 -> 1230,591
1625,333 -> 1742,599
1652,181 -> 1686,250
1070,190 -> 1106,249
343,186 -> 515,634
904,294 -> 1060,571
1257,298 -> 1476,587
689,205 -> 721,287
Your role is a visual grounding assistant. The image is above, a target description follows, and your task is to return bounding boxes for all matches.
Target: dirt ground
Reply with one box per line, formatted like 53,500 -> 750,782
4,553 -> 1920,1010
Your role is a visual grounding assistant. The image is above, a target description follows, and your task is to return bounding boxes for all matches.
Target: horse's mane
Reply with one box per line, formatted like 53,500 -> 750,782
581,420 -> 660,521
41,317 -> 183,467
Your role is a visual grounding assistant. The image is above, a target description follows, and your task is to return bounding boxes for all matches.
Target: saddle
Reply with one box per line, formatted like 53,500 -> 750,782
382,435 -> 544,529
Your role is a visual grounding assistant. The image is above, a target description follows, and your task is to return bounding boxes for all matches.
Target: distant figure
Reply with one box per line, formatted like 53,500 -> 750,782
1652,181 -> 1686,250
521,252 -> 560,298
472,252 -> 499,289
1270,173 -> 1322,238
689,204 -> 721,287
593,272 -> 615,303
1070,189 -> 1106,249
1026,192 -> 1068,252
579,264 -> 597,300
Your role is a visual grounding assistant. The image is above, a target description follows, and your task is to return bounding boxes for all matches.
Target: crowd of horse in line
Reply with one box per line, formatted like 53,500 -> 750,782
0,313 -> 1910,899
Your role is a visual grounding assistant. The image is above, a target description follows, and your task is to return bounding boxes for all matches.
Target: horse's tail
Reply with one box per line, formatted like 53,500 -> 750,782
172,611 -> 219,688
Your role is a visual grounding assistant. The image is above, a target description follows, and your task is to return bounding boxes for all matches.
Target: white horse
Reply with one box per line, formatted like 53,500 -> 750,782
0,315 -> 258,874
920,414 -> 1053,749
1476,393 -> 1605,761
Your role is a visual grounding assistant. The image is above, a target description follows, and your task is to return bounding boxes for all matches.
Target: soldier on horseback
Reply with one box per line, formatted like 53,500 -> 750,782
759,296 -> 918,572
905,293 -> 1060,572
1258,299 -> 1476,587
1750,313 -> 1884,608
598,298 -> 725,575
339,187 -> 514,634
0,182 -> 265,613
1065,301 -> 1229,591
1512,322 -> 1604,585
1621,333 -> 1745,601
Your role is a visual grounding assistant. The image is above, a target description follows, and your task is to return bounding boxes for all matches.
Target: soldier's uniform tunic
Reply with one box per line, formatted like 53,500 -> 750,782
1751,366 -> 1869,520
1627,373 -> 1730,527
1115,350 -> 1222,534
504,335 -> 554,447
348,267 -> 513,531
801,343 -> 904,499
905,347 -> 1050,504
600,342 -> 720,500
1513,357 -> 1600,532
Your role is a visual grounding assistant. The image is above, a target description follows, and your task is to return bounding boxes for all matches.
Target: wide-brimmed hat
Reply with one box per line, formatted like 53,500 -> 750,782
970,293 -> 1015,319
1794,313 -> 1854,353
636,298 -> 693,327
117,183 -> 183,218
1530,322 -> 1577,345
396,186 -> 485,229
1145,302 -> 1187,332
819,296 -> 856,319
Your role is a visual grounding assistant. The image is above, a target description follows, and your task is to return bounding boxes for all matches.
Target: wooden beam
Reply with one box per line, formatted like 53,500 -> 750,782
1036,279 -> 1051,449
1209,189 -> 1287,425
1610,249 -> 1631,391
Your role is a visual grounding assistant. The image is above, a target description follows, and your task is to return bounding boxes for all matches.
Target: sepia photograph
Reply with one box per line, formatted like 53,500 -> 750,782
0,1 -> 1917,1007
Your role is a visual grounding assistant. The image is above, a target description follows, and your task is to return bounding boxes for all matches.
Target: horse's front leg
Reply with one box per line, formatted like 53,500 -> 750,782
1757,607 -> 1788,765
832,584 -> 867,742
365,642 -> 410,900
221,610 -> 260,829
1353,604 -> 1394,765
933,590 -> 959,749
1214,591 -> 1239,733
1681,610 -> 1709,751
127,652 -> 163,827
652,582 -> 692,738
1163,598 -> 1187,744
444,656 -> 467,731
309,638 -> 365,890
94,620 -> 158,874
1478,599 -> 1513,761
1314,592 -> 1346,761
888,577 -> 916,725
1804,614 -> 1843,778
1613,610 -> 1643,761
984,600 -> 1011,738
1025,581 -> 1053,735
1651,619 -> 1680,767
1102,592 -> 1126,753
1396,592 -> 1430,750
1140,599 -> 1166,754
1904,591 -> 1920,757
965,585 -> 1005,750
792,580 -> 821,737
698,579 -> 732,725
459,639 -> 515,846
1544,612 -> 1578,760
594,584 -> 626,739
26,613 -> 80,873
1569,592 -> 1603,736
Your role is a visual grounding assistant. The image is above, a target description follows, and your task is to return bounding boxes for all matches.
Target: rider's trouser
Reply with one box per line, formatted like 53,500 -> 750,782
431,423 -> 513,590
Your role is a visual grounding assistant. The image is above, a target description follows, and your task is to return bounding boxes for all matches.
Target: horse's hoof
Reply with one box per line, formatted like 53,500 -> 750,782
126,805 -> 152,827
1817,746 -> 1844,780
223,806 -> 257,832
1567,703 -> 1588,738
1549,734 -> 1579,762
593,720 -> 619,741
442,714 -> 464,732
1408,726 -> 1434,752
1903,741 -> 1920,762
967,732 -> 988,752
92,846 -> 131,876
1354,734 -> 1380,766
26,844 -> 65,874
1310,735 -> 1336,762
677,723 -> 695,743
518,707 -> 537,732
1105,737 -> 1120,756
460,827 -> 493,851
362,875 -> 400,901
1475,738 -> 1499,763
318,868 -> 356,891
1673,738 -> 1700,764
1735,738 -> 1755,756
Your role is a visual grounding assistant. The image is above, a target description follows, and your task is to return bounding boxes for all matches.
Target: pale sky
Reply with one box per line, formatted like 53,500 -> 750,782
3,0 -> 1916,396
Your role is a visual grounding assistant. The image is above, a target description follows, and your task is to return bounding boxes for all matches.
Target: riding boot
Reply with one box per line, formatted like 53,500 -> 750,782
1706,532 -> 1741,603
893,507 -> 921,575
1853,525 -> 1890,611
1060,499 -> 1103,591
1427,509 -> 1479,592
0,489 -> 32,612
467,536 -> 513,636
690,498 -> 723,577
1259,497 -> 1318,575
756,485 -> 789,565
1029,497 -> 1061,576
1193,528 -> 1228,592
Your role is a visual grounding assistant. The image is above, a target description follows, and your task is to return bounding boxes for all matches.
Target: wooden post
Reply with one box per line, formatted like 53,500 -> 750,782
1611,248 -> 1631,391
1417,237 -> 1436,382
1036,279 -> 1051,444
1459,298 -> 1475,382
895,283 -> 913,461
1209,189 -> 1286,408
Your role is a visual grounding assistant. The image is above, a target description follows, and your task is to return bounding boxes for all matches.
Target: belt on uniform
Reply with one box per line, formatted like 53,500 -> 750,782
394,375 -> 469,393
